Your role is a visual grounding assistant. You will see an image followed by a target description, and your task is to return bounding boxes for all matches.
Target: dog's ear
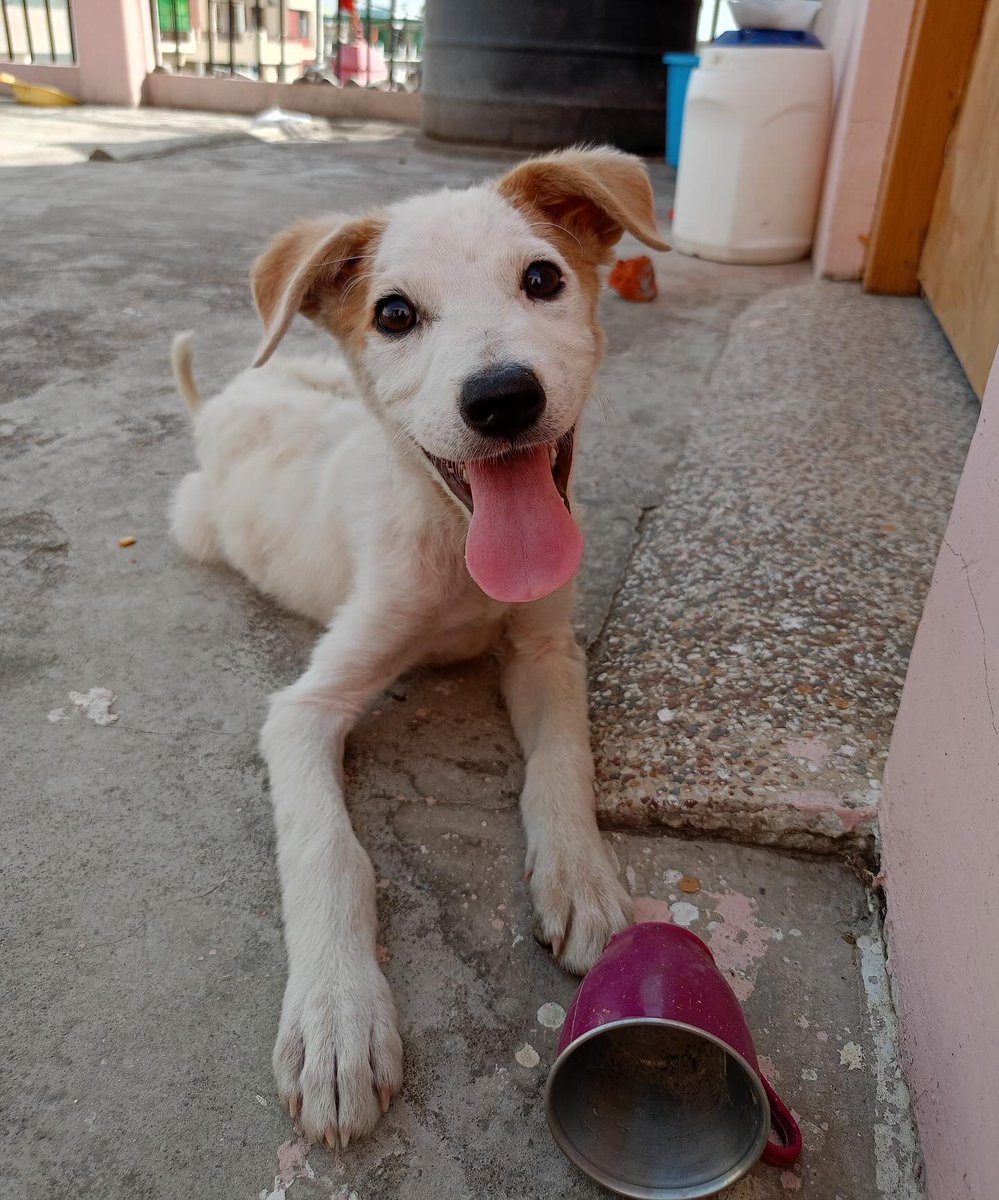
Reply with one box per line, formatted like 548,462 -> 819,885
496,146 -> 670,264
251,215 -> 384,367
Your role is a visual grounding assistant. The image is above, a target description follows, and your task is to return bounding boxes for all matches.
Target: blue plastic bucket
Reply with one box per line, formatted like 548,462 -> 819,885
662,51 -> 700,168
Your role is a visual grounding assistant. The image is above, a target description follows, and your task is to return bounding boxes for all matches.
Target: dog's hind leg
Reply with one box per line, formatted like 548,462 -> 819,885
170,471 -> 221,563
502,585 -> 631,975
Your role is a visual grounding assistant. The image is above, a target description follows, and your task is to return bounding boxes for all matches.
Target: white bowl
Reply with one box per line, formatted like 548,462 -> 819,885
727,0 -> 822,32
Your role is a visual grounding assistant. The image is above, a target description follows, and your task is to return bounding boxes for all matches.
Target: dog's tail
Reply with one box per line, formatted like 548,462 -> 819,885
171,332 -> 201,415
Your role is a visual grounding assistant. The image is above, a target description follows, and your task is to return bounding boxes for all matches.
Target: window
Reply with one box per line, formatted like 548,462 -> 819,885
214,2 -> 247,37
286,11 -> 309,38
157,0 -> 191,36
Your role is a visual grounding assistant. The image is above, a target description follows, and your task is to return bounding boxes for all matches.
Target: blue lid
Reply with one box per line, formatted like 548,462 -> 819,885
715,28 -> 823,47
662,52 -> 701,65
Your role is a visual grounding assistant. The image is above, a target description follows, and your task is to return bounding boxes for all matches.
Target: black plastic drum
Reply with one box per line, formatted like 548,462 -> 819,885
421,0 -> 699,153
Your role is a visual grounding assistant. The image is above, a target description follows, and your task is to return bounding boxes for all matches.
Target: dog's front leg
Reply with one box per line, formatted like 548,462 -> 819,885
502,588 -> 631,975
261,593 -> 421,1148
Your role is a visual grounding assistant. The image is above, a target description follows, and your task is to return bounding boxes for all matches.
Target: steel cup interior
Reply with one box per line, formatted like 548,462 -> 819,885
545,1018 -> 771,1200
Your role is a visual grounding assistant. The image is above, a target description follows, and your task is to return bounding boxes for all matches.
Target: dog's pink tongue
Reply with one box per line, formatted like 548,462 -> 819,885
465,445 -> 583,603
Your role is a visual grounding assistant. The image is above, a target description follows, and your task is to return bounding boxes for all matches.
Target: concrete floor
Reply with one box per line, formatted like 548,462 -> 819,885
1,108 -> 970,1199
591,281 -> 978,855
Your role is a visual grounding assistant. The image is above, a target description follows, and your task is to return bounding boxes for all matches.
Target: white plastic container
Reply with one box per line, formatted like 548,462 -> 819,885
672,44 -> 833,264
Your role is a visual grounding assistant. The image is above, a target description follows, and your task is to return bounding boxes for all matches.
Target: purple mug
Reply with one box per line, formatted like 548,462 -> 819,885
545,922 -> 802,1198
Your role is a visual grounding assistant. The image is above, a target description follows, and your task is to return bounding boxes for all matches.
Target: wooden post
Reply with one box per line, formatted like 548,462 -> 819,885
863,0 -> 987,295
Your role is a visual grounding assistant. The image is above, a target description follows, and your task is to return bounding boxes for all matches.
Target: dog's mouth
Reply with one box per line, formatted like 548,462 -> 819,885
424,428 -> 575,515
422,429 -> 583,605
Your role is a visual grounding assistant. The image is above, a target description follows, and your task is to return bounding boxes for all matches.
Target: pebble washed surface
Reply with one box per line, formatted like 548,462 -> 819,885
590,283 -> 980,855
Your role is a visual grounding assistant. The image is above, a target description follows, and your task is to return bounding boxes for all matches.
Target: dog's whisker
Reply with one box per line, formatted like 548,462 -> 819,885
339,269 -> 380,307
527,217 -> 585,259
592,388 -> 619,418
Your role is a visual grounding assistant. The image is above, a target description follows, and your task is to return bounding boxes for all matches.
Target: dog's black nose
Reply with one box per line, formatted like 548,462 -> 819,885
459,364 -> 546,439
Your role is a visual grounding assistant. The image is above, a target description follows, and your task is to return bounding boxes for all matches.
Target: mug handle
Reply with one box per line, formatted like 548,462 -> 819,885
760,1074 -> 803,1167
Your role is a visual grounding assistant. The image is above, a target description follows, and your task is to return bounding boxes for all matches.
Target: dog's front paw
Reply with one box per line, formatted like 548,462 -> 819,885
528,835 -> 632,975
273,955 -> 403,1148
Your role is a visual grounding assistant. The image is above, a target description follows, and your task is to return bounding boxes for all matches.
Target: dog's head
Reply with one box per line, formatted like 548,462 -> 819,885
251,147 -> 668,602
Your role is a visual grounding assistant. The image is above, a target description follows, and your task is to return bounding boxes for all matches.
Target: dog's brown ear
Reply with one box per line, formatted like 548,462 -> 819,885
251,215 -> 384,367
496,146 -> 670,264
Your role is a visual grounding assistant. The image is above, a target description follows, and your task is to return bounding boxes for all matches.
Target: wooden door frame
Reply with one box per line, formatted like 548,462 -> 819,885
863,0 -> 988,295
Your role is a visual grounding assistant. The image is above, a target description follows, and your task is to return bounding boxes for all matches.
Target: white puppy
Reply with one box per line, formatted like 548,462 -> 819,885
170,147 -> 668,1149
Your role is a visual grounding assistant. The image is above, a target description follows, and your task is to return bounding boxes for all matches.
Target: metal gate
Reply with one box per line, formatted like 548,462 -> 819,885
149,0 -> 422,89
1,0 -> 76,64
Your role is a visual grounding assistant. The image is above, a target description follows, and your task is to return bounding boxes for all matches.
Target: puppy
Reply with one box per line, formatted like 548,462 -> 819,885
170,147 -> 668,1148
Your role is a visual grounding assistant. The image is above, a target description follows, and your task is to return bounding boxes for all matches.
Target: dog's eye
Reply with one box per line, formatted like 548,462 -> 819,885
522,261 -> 564,300
375,294 -> 417,335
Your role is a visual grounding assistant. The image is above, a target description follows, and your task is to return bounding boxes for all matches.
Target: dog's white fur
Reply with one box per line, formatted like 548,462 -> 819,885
170,147 -> 668,1149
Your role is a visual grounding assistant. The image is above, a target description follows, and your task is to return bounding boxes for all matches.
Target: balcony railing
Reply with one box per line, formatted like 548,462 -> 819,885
149,0 -> 423,90
1,0 -> 76,64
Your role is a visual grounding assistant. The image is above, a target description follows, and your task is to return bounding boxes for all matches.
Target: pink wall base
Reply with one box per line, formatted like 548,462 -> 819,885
143,73 -> 420,123
880,352 -> 999,1199
1,64 -> 82,96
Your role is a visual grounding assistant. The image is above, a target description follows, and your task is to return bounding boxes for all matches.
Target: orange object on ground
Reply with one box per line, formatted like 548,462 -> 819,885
608,255 -> 658,302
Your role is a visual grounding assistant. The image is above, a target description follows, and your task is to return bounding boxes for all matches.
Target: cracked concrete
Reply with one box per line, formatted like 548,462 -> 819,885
0,109 -> 941,1197
943,540 -> 999,737
3,683 -> 907,1200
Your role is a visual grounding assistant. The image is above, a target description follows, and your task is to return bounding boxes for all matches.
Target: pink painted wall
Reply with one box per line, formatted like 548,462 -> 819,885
813,0 -> 915,279
880,350 -> 999,1200
144,72 -> 420,124
813,0 -> 865,101
75,0 -> 154,107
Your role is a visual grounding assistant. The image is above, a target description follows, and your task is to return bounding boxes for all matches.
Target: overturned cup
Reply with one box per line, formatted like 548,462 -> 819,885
545,922 -> 802,1199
